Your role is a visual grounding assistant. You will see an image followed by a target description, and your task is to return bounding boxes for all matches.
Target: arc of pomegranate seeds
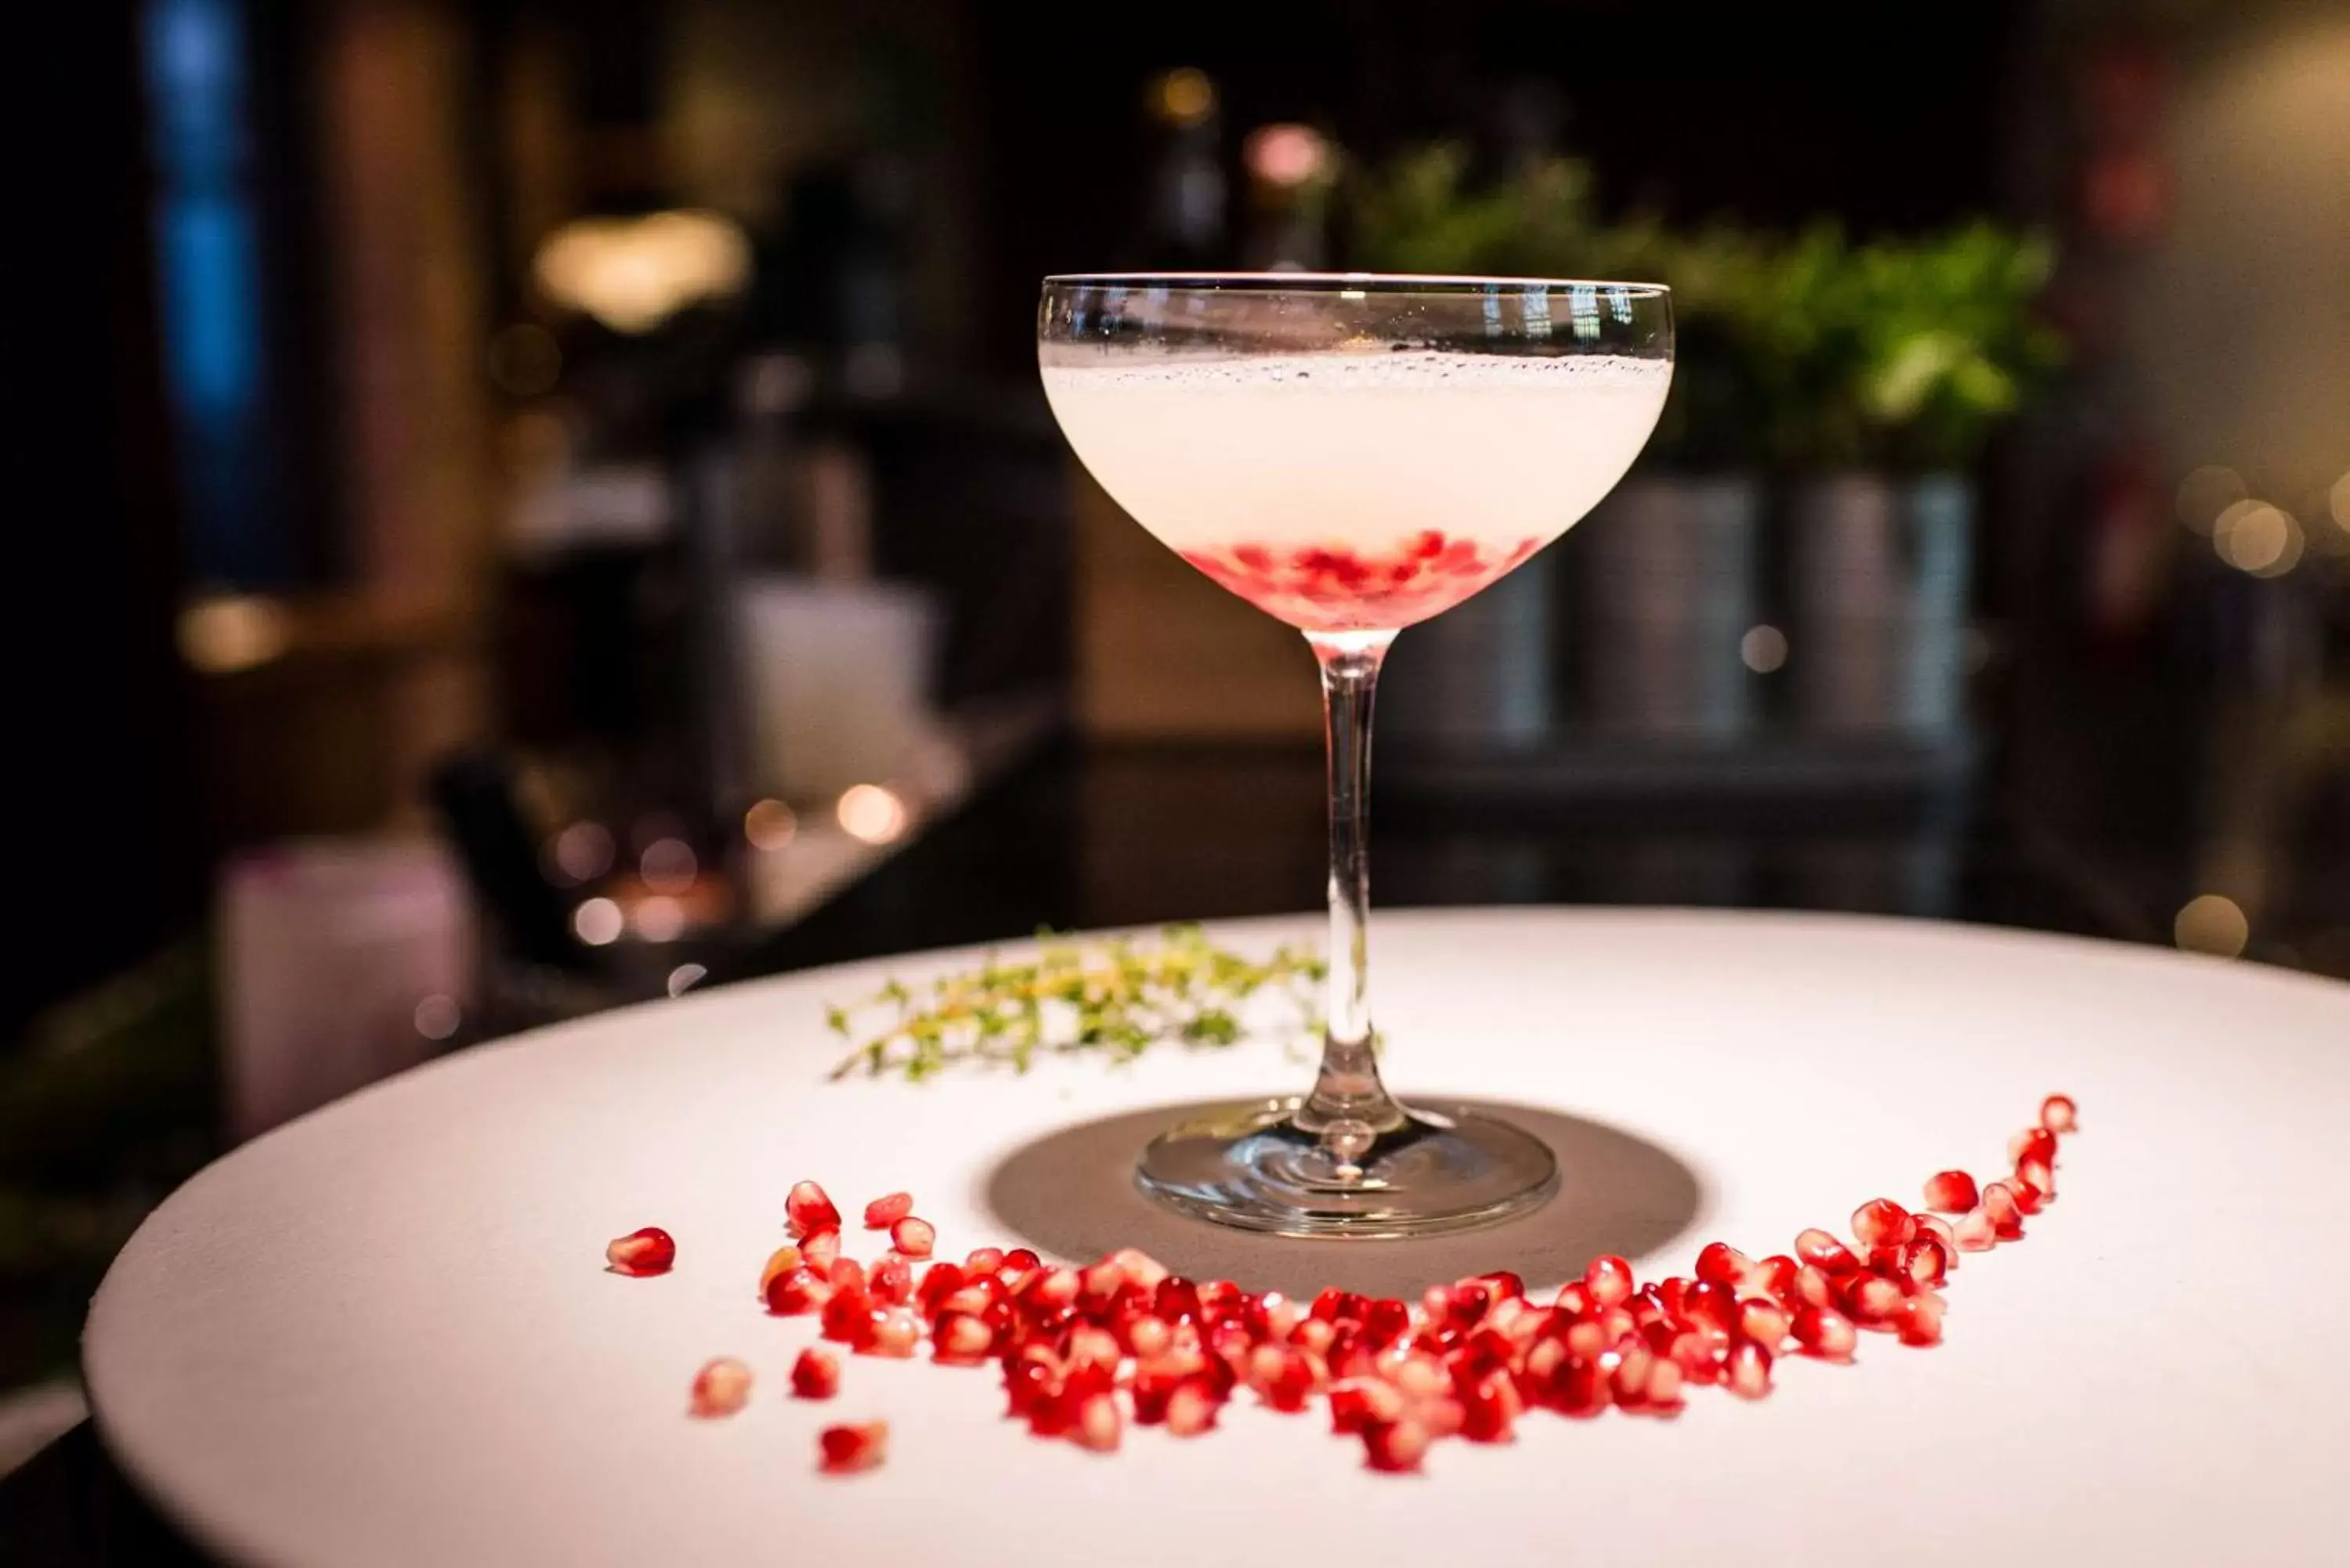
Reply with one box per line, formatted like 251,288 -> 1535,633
644,1101 -> 2076,1475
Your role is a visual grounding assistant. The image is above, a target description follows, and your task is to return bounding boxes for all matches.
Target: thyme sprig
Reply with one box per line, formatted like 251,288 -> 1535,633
826,924 -> 1325,1082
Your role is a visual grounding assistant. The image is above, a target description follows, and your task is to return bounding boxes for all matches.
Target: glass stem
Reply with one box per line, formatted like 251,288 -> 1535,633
1296,630 -> 1408,1165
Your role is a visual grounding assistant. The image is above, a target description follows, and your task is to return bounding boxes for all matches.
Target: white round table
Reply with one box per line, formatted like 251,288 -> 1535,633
85,909 -> 2350,1567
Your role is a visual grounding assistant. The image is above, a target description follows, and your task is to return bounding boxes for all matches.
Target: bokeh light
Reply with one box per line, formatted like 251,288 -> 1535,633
1245,124 -> 1330,188
2175,894 -> 2248,958
744,798 -> 798,851
631,894 -> 686,943
640,836 -> 698,894
573,897 -> 624,946
1150,67 -> 1215,127
1740,624 -> 1789,674
2211,500 -> 2301,577
533,210 -> 750,334
837,784 -> 909,845
412,995 -> 461,1041
177,594 -> 291,674
548,822 -> 615,886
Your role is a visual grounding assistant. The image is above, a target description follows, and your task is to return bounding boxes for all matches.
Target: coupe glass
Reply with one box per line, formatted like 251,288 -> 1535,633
1039,273 -> 1674,1237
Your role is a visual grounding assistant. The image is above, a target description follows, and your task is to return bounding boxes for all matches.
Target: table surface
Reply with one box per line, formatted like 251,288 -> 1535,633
84,908 -> 2350,1568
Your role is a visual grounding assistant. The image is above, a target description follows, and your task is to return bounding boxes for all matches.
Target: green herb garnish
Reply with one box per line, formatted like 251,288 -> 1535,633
826,924 -> 1325,1082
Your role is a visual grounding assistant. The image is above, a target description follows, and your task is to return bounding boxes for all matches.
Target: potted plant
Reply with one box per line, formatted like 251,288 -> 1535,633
1751,224 -> 2063,739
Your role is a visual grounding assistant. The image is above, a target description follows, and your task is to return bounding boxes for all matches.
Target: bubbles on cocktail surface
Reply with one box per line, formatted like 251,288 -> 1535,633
1037,348 -> 1671,394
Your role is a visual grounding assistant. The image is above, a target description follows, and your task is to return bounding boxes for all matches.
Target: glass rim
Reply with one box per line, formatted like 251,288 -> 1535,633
1041,270 -> 1671,297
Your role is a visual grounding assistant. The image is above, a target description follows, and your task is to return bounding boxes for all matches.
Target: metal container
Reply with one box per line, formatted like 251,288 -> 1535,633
1786,473 -> 1972,739
1578,474 -> 1762,740
1379,547 -> 1557,750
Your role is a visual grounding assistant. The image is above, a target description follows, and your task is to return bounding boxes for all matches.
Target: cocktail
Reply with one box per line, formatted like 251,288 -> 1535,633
1039,274 -> 1673,1237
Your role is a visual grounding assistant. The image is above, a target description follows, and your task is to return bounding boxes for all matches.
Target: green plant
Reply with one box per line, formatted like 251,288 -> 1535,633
826,924 -> 1324,1082
1747,222 -> 2063,470
1346,145 -> 2063,471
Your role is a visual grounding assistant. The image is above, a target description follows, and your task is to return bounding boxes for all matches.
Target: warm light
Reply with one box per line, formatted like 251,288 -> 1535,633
485,323 -> 562,396
631,895 -> 686,943
178,594 -> 291,674
2175,894 -> 2248,958
2212,500 -> 2301,576
640,837 -> 698,894
548,822 -> 615,886
836,784 -> 909,845
573,896 -> 624,946
533,210 -> 751,334
1150,67 -> 1216,128
2175,465 -> 2245,534
744,798 -> 798,851
1245,124 -> 1330,188
1740,624 -> 1789,674
412,995 -> 461,1041
667,963 -> 707,998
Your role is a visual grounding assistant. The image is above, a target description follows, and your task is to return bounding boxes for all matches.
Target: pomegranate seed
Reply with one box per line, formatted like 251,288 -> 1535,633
800,1229 -> 841,1274
2011,1126 -> 2059,1167
821,1290 -> 877,1350
915,1261 -> 966,1316
817,1420 -> 888,1475
1980,1182 -> 2026,1239
1914,1212 -> 1959,1266
891,1216 -> 936,1259
1842,1275 -> 1906,1325
869,1255 -> 913,1306
757,1244 -> 803,1297
964,1247 -> 1004,1275
1165,1381 -> 1220,1436
862,1192 -> 913,1229
1683,1281 -> 1740,1332
1793,1265 -> 1837,1309
2009,1174 -> 2048,1216
604,1227 -> 675,1277
1127,1314 -> 1173,1359
1072,1393 -> 1122,1452
1068,1324 -> 1122,1372
1952,1207 -> 1998,1251
1329,1377 -> 1407,1434
1795,1229 -> 1860,1274
787,1181 -> 842,1237
1740,1299 -> 1791,1346
1643,1356 -> 1686,1413
1000,1247 -> 1042,1281
871,1309 -> 920,1358
1897,1292 -> 1947,1346
791,1347 -> 841,1400
1726,1339 -> 1773,1400
2017,1155 -> 2056,1203
1695,1242 -> 1752,1288
1851,1199 -> 1916,1249
1748,1255 -> 1800,1302
1248,1345 -> 1315,1412
2040,1094 -> 2077,1133
1922,1170 -> 1979,1213
1362,1418 -> 1431,1472
827,1257 -> 866,1295
1792,1306 -> 1857,1361
1553,1281 -> 1593,1317
1900,1234 -> 1950,1289
688,1357 -> 751,1418
765,1266 -> 830,1316
1585,1255 -> 1635,1308
932,1312 -> 993,1364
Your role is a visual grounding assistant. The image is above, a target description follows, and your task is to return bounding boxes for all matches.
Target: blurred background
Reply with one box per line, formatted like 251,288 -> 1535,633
9,0 -> 2350,1526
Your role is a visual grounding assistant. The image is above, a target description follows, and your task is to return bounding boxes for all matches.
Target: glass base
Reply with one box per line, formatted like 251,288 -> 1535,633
1133,1097 -> 1560,1239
